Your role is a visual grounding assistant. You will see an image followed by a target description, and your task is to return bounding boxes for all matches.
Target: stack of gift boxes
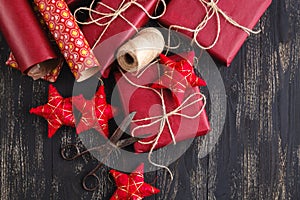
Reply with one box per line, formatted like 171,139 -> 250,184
0,0 -> 272,196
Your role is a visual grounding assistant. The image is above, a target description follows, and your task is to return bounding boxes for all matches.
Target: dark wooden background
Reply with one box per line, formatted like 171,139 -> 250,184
0,0 -> 299,199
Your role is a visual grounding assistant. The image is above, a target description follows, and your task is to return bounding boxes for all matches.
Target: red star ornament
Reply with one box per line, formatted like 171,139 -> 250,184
152,53 -> 206,104
110,163 -> 160,200
73,85 -> 114,137
159,53 -> 206,87
29,84 -> 75,138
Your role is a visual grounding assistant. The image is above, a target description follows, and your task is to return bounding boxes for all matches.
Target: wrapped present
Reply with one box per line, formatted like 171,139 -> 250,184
77,0 -> 166,77
158,0 -> 272,66
34,0 -> 101,82
0,0 -> 61,79
65,0 -> 93,11
114,52 -> 210,153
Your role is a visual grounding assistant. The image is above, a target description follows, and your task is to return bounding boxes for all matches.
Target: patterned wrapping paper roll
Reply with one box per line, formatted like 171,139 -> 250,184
34,0 -> 101,82
0,0 -> 60,79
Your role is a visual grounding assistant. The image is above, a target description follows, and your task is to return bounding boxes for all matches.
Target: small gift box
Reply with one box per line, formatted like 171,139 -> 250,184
65,0 -> 93,11
158,0 -> 272,66
114,53 -> 210,153
79,0 -> 162,77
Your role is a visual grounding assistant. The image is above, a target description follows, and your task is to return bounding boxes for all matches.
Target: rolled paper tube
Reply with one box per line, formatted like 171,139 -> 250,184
6,52 -> 64,82
0,0 -> 60,79
34,0 -> 101,82
116,28 -> 165,72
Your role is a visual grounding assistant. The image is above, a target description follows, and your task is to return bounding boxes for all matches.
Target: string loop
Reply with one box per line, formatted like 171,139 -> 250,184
120,64 -> 206,180
74,0 -> 167,50
167,0 -> 261,50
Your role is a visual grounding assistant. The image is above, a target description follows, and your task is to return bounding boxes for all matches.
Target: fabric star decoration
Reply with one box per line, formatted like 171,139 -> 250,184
110,163 -> 160,200
153,53 -> 206,90
151,53 -> 206,104
30,84 -> 75,138
72,85 -> 114,137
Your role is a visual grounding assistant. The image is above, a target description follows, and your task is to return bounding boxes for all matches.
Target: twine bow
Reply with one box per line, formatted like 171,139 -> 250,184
167,0 -> 261,50
120,66 -> 206,180
74,0 -> 167,50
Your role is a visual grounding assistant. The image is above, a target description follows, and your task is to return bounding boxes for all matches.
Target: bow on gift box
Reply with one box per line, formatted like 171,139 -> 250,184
159,0 -> 271,65
74,0 -> 167,49
117,52 -> 208,179
165,0 -> 261,51
73,0 -> 167,77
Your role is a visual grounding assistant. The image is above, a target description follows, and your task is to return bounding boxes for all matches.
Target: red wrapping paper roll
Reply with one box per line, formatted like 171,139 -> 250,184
5,0 -> 87,82
6,52 -> 63,82
34,0 -> 101,82
0,0 -> 59,77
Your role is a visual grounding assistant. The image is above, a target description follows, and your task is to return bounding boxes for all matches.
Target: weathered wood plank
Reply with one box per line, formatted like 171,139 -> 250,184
0,0 -> 299,199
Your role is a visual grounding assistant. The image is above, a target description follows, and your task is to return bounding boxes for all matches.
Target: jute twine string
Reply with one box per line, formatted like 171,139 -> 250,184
74,0 -> 167,50
166,0 -> 261,50
116,27 -> 165,72
120,66 -> 207,180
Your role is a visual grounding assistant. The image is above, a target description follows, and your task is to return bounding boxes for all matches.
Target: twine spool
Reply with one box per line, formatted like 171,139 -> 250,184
117,28 -> 165,72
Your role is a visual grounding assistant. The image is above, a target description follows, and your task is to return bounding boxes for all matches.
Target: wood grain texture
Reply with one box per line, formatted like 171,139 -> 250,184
0,0 -> 299,199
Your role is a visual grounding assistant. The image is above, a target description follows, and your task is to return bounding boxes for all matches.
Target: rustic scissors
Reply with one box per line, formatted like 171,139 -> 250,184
61,112 -> 139,191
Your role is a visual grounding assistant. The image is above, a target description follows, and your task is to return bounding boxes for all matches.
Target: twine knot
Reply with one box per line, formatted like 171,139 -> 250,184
206,0 -> 218,8
120,66 -> 206,180
167,0 -> 261,50
74,0 -> 166,49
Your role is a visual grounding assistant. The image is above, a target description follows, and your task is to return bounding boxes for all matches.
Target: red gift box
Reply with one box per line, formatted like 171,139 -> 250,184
158,0 -> 272,66
79,0 -> 162,77
114,53 -> 210,153
65,0 -> 93,10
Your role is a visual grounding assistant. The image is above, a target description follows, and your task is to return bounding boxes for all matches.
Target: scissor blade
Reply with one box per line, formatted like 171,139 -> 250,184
116,137 -> 140,149
109,112 -> 136,144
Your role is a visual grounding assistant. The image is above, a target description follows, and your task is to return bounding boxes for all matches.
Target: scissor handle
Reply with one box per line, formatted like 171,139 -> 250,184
82,173 -> 101,191
60,144 -> 83,161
